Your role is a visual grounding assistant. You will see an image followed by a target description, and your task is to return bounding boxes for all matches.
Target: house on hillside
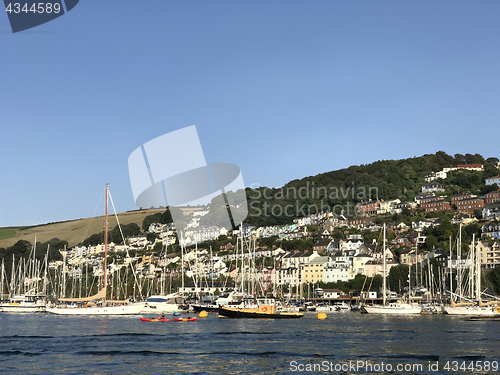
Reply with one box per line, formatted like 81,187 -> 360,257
420,198 -> 450,213
425,171 -> 448,182
456,197 -> 484,214
485,176 -> 500,186
412,219 -> 435,231
313,239 -> 331,253
457,164 -> 483,171
482,223 -> 500,239
483,204 -> 500,220
452,214 -> 477,225
357,200 -> 381,216
485,190 -> 500,205
421,181 -> 445,193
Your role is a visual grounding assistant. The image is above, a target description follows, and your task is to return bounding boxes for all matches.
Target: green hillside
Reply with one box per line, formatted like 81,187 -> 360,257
244,151 -> 499,226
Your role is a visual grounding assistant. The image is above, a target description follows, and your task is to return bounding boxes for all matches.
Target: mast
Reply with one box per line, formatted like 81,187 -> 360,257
1,259 -> 4,301
43,245 -> 49,297
449,235 -> 452,302
62,246 -> 67,298
104,183 -> 109,303
10,256 -> 15,297
457,223 -> 462,298
382,223 -> 386,306
162,243 -> 167,295
474,234 -> 480,300
180,230 -> 184,294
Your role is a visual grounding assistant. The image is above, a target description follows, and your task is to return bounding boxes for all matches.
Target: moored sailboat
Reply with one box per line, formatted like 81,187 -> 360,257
363,224 -> 421,314
444,234 -> 497,316
47,184 -> 145,316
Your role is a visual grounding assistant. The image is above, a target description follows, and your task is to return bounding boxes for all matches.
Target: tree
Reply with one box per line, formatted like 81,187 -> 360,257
147,232 -> 159,242
142,208 -> 173,232
388,264 -> 409,294
425,235 -> 438,250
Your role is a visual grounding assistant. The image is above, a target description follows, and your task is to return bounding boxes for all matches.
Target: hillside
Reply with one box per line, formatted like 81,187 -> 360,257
1,151 -> 498,248
0,209 -> 165,249
244,151 -> 499,226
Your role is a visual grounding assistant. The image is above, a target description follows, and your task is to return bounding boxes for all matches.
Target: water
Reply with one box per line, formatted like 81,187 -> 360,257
1,312 -> 499,374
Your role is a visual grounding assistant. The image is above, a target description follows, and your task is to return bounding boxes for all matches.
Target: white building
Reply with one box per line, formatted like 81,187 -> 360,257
485,176 -> 500,186
425,171 -> 448,182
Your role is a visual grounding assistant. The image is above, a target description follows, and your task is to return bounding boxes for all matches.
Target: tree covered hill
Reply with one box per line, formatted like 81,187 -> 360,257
244,151 -> 499,226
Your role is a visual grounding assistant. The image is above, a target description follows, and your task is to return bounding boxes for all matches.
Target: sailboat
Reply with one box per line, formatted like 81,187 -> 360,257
364,224 -> 421,314
217,224 -> 303,319
444,233 -> 496,316
46,184 -> 144,315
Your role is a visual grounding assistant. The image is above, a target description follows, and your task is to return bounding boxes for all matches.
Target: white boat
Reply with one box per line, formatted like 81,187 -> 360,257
0,289 -> 46,313
444,233 -> 498,316
330,302 -> 350,312
364,303 -> 421,314
443,298 -> 497,316
364,224 -> 421,315
140,293 -> 186,314
444,305 -> 495,316
46,301 -> 144,315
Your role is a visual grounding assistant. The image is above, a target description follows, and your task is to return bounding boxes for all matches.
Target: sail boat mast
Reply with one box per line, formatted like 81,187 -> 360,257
382,223 -> 386,306
103,183 -> 109,303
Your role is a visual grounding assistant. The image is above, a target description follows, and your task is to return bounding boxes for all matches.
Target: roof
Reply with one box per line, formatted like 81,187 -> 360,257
306,256 -> 329,264
314,239 -> 331,246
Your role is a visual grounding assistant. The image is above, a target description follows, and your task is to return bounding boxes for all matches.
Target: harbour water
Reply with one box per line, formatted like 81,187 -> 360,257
1,312 -> 499,374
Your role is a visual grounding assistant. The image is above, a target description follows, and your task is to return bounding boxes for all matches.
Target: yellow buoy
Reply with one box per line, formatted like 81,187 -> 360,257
199,310 -> 209,318
317,312 -> 327,320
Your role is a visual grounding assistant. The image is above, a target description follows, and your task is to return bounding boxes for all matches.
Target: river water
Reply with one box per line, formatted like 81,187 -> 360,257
1,312 -> 499,374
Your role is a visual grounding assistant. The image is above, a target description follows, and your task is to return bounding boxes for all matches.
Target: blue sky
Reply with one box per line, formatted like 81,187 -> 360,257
1,1 -> 500,227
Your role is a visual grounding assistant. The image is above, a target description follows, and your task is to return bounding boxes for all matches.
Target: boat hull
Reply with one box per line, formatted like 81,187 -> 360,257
219,306 -> 304,319
191,304 -> 219,313
46,303 -> 145,315
444,306 -> 495,316
0,304 -> 46,313
364,304 -> 421,314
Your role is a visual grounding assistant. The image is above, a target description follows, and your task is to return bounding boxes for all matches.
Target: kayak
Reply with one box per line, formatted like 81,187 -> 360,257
174,317 -> 198,322
140,317 -> 172,322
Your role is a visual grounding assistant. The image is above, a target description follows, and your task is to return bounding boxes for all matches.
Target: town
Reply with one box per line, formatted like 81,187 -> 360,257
13,161 -> 497,304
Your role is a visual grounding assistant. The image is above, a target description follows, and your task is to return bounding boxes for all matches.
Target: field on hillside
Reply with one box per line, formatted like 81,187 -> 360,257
0,228 -> 20,241
0,209 -> 165,249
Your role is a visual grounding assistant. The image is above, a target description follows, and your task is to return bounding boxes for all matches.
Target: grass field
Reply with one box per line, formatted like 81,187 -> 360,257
0,227 -> 22,241
0,209 -> 165,249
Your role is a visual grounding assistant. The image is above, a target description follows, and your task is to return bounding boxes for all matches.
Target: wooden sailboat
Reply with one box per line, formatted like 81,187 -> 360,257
46,184 -> 144,315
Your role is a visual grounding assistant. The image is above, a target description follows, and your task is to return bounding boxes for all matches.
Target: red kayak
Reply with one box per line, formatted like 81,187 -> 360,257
140,317 -> 172,322
174,317 -> 198,322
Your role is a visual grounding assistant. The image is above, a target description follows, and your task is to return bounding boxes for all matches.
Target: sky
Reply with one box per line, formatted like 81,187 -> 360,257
1,1 -> 500,227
